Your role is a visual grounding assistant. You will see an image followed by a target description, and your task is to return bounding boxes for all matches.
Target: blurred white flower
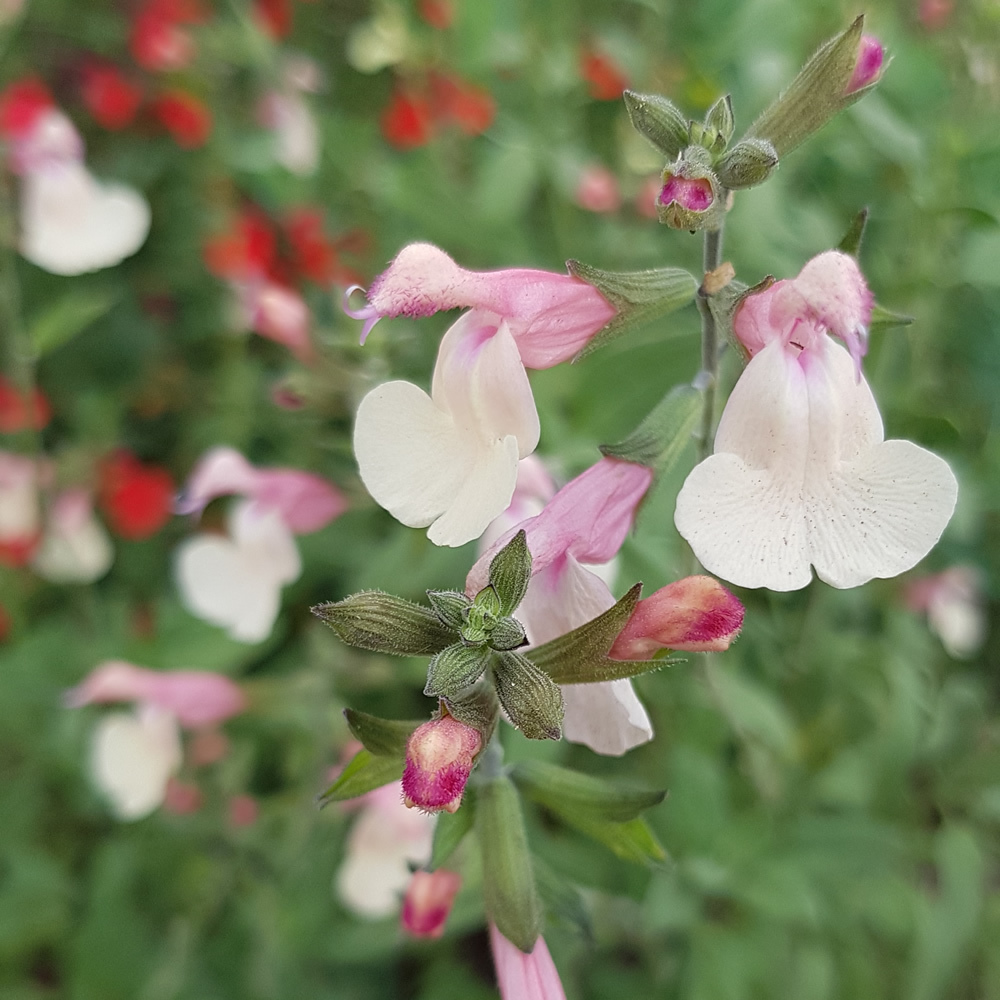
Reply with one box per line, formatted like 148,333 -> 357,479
259,91 -> 319,176
905,566 -> 986,659
32,488 -> 114,583
345,4 -> 409,74
90,705 -> 182,820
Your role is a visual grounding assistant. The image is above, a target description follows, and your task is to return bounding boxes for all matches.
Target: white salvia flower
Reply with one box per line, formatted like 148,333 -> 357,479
32,488 -> 114,584
675,251 -> 958,591
90,705 -> 182,821
174,499 -> 301,643
355,308 -> 540,547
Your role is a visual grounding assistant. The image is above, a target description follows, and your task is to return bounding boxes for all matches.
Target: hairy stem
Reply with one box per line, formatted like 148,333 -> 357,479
695,223 -> 724,463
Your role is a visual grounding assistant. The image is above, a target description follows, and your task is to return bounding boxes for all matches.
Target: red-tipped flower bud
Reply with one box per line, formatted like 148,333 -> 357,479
401,869 -> 462,938
609,575 -> 744,657
402,715 -> 482,813
845,35 -> 884,94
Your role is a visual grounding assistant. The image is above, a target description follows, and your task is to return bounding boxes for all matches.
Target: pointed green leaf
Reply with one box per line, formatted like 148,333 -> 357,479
512,760 -> 666,822
837,207 -> 869,256
550,810 -> 668,865
477,776 -> 541,952
492,650 -> 564,741
29,288 -> 118,356
870,302 -> 914,333
427,590 -> 472,631
425,643 -> 491,698
600,384 -> 701,472
316,749 -> 402,807
487,530 -> 531,615
430,790 -> 476,870
344,709 -> 421,757
704,93 -> 735,145
312,592 -> 455,656
567,262 -> 698,359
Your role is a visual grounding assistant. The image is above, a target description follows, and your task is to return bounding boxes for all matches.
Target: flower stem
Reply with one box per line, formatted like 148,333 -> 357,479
695,223 -> 725,464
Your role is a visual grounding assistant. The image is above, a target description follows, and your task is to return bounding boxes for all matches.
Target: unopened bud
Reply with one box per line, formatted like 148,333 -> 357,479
704,94 -> 735,146
845,35 -> 884,94
401,869 -> 462,938
715,138 -> 778,190
622,90 -> 689,159
609,575 -> 744,657
657,152 -> 725,231
402,715 -> 482,813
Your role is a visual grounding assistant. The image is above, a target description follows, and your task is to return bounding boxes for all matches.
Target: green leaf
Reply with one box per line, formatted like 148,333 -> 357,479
312,592 -> 456,656
477,776 -> 541,952
743,14 -> 867,158
526,584 -> 669,685
430,791 -> 476,870
492,650 -> 564,741
869,302 -> 914,333
29,288 -> 118,356
837,207 -> 869,256
344,709 -> 421,757
425,643 -> 491,698
600,384 -> 701,472
487,531 -> 531,615
533,856 -> 592,939
546,807 -> 668,866
512,760 -> 666,822
316,749 -> 402,806
567,262 -> 699,359
427,590 -> 472,631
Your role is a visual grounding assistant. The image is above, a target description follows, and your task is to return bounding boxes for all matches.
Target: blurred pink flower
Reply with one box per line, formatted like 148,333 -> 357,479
0,450 -> 43,567
574,164 -> 622,213
228,794 -> 259,827
905,566 -> 986,659
401,869 -> 461,938
675,251 -> 957,591
31,488 -> 113,584
490,924 -> 567,1000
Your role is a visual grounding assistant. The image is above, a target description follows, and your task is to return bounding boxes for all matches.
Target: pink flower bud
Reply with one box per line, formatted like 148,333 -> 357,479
490,924 -> 567,1000
609,575 -> 744,657
845,36 -> 884,94
659,174 -> 714,212
402,715 -> 482,814
401,869 -> 462,938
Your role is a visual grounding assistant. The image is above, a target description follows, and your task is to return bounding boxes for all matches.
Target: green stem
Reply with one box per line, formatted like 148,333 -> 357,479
695,223 -> 725,464
475,733 -> 506,782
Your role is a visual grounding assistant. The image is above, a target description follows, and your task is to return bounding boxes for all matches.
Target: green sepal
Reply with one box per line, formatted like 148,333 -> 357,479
492,650 -> 565,741
869,302 -> 914,334
566,261 -> 698,359
489,616 -> 528,651
704,93 -> 735,147
443,681 -> 501,747
427,590 -> 472,631
429,789 -> 476,870
526,584 -> 673,685
715,137 -> 778,190
622,90 -> 690,159
837,206 -> 869,256
312,592 -> 456,656
316,748 -> 402,807
743,14 -> 867,158
511,760 -> 666,822
477,776 -> 541,952
600,384 -> 701,474
548,809 -> 669,866
425,642 -> 491,698
488,530 -> 531,615
708,276 -> 760,363
344,708 -> 420,757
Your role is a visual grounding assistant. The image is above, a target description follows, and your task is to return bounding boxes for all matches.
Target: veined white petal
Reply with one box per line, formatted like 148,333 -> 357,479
20,163 -> 150,275
676,338 -> 957,590
90,706 -> 181,820
562,680 -> 653,757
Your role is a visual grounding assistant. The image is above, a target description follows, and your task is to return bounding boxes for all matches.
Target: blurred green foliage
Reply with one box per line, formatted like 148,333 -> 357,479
1,0 -> 999,997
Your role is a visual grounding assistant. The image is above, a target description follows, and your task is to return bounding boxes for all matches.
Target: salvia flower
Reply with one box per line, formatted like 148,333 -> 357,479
609,575 -> 744,658
469,457 -> 655,756
845,35 -> 885,94
490,924 -> 567,1000
402,714 -> 482,813
401,869 -> 462,938
675,250 -> 958,591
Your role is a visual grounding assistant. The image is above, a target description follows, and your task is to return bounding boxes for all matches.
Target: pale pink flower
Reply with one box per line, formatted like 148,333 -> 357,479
65,660 -> 246,727
0,450 -> 43,565
346,242 -> 615,366
469,457 -> 655,755
31,488 -> 113,584
259,90 -> 319,175
490,924 -> 567,1000
89,704 -> 182,820
354,309 -> 540,547
675,250 -> 958,591
478,456 -> 556,553
402,715 -> 482,813
336,782 -> 435,918
177,445 -> 347,534
905,566 -> 986,659
609,575 -> 744,657
574,164 -> 621,213
401,869 -> 461,938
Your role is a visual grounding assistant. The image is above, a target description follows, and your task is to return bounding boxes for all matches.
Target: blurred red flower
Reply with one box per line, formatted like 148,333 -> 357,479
255,0 -> 291,38
430,73 -> 495,135
418,0 -> 454,30
80,63 -> 143,130
152,90 -> 212,148
580,48 -> 629,100
130,0 -> 205,72
98,450 -> 174,540
381,89 -> 434,149
0,77 -> 53,138
0,377 -> 51,432
204,211 -> 276,281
